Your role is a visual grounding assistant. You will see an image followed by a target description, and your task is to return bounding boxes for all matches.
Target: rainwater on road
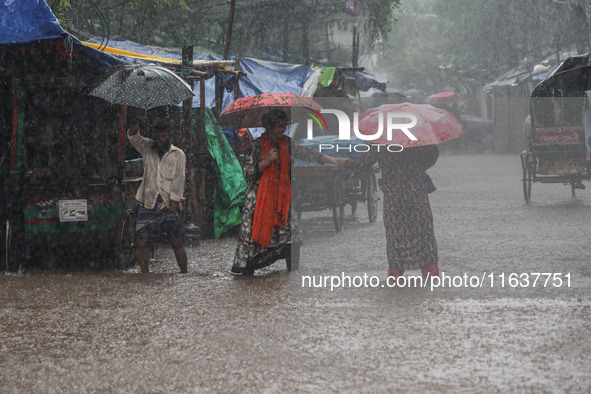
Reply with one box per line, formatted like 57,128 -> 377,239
1,154 -> 590,393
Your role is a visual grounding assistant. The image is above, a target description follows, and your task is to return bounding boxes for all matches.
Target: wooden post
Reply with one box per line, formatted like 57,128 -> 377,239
198,78 -> 207,149
181,45 -> 202,233
302,19 -> 310,65
195,77 -> 213,237
224,0 -> 236,60
9,83 -> 24,188
234,59 -> 241,101
118,105 -> 126,163
233,58 -> 241,155
181,46 -> 194,153
352,25 -> 358,68
215,71 -> 224,117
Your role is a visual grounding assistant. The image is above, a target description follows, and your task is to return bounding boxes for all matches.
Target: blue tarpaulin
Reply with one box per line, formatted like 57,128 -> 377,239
0,0 -> 64,44
0,0 -> 317,142
0,0 -> 123,70
2,1 -> 384,104
85,36 -> 316,113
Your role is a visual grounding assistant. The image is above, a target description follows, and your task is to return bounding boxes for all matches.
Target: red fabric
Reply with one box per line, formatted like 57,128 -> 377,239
239,128 -> 252,152
421,263 -> 439,277
251,133 -> 291,247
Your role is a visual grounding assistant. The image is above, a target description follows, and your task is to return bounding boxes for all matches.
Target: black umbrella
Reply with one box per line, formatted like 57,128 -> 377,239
90,63 -> 194,110
543,53 -> 591,91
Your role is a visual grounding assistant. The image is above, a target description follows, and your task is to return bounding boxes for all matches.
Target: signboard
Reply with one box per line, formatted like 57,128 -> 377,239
58,199 -> 88,222
533,131 -> 583,146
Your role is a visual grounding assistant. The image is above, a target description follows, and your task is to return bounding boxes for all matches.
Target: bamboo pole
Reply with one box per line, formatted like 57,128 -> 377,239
233,58 -> 241,155
181,46 -> 194,153
181,46 -> 201,233
224,0 -> 236,60
159,60 -> 237,69
197,76 -> 213,237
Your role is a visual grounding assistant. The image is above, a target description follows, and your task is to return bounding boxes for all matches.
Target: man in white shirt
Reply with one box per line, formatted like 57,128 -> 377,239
128,110 -> 187,274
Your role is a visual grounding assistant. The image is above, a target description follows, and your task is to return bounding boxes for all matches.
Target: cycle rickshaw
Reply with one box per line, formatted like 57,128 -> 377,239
520,54 -> 591,203
293,136 -> 379,232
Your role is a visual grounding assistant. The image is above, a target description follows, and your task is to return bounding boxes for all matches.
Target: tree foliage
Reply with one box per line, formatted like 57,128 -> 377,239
49,0 -> 401,65
51,0 -> 591,93
377,0 -> 591,92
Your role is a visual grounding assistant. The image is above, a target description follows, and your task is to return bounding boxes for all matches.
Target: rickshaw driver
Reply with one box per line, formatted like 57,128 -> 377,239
127,109 -> 188,274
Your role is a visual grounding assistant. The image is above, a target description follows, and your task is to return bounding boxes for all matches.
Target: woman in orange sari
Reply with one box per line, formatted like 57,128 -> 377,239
232,109 -> 347,275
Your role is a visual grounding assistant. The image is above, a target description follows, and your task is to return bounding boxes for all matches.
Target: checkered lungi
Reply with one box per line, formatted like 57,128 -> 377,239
135,197 -> 183,239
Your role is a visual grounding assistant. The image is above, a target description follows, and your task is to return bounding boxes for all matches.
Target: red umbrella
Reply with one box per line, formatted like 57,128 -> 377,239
427,91 -> 460,104
356,103 -> 462,148
217,92 -> 322,129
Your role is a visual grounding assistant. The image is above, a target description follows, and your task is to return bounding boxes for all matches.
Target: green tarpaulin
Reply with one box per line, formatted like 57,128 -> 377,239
316,67 -> 336,87
203,108 -> 246,238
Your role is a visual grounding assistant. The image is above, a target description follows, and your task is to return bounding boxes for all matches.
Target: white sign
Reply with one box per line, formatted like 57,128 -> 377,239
59,199 -> 88,222
307,109 -> 418,141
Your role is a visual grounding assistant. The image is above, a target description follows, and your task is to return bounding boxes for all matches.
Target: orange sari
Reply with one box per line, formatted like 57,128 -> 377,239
251,133 -> 291,247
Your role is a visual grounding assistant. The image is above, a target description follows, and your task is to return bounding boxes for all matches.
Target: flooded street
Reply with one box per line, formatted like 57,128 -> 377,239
1,154 -> 591,392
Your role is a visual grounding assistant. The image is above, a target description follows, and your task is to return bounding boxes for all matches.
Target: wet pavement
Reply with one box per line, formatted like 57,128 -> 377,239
1,154 -> 590,393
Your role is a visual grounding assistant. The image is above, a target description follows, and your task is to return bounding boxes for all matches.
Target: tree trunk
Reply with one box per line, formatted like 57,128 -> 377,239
302,19 -> 310,65
282,20 -> 289,63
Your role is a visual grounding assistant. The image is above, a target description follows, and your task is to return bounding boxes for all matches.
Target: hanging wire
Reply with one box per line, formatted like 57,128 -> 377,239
87,0 -> 110,51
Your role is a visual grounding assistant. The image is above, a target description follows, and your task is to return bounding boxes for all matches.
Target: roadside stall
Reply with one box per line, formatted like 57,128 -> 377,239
0,0 -> 130,271
0,1 -> 244,271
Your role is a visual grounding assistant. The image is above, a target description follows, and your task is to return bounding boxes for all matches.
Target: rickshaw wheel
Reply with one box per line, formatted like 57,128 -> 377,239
117,209 -> 136,269
332,175 -> 345,232
367,173 -> 378,222
522,168 -> 532,204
